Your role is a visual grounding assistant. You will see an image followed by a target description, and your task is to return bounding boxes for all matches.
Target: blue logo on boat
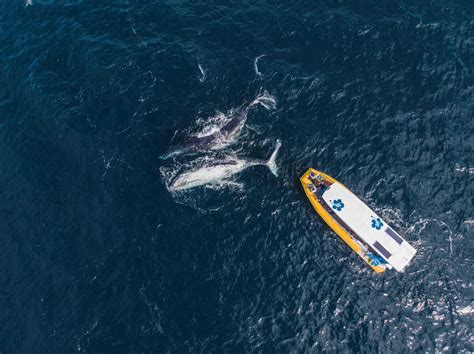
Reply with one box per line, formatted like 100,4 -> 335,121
371,217 -> 384,230
368,252 -> 387,266
332,199 -> 344,211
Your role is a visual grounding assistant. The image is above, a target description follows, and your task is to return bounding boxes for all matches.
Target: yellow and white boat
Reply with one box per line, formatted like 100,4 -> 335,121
300,168 -> 416,273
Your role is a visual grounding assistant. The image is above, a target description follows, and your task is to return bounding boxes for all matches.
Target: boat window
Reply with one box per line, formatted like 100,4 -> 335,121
373,241 -> 391,259
386,227 -> 403,244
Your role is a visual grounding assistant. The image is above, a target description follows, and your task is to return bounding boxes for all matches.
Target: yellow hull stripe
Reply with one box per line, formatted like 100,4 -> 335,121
300,168 -> 385,273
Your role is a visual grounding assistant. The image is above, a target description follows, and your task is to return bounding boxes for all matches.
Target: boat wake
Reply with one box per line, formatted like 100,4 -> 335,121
406,217 -> 454,255
377,205 -> 456,257
454,165 -> 474,174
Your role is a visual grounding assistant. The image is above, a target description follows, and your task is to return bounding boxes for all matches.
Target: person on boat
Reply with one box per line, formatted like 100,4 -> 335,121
309,172 -> 319,184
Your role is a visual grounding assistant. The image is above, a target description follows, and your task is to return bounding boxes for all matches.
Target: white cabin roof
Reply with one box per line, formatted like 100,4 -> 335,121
322,182 -> 416,272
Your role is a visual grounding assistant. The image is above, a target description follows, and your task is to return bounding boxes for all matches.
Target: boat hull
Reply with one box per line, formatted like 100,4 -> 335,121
300,168 -> 387,273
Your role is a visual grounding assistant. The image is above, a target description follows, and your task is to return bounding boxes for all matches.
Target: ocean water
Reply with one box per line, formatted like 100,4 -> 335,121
0,0 -> 473,352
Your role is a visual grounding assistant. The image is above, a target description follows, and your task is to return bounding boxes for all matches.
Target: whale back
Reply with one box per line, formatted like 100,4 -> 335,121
220,106 -> 248,137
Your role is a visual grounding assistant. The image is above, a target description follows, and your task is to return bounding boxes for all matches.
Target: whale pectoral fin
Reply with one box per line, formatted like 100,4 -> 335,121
244,125 -> 261,134
224,181 -> 245,190
206,179 -> 244,190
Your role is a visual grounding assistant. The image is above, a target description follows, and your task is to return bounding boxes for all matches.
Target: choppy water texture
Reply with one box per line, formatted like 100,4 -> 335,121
1,1 -> 473,352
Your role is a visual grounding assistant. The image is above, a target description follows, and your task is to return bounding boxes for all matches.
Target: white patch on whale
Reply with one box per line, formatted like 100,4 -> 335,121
194,112 -> 228,138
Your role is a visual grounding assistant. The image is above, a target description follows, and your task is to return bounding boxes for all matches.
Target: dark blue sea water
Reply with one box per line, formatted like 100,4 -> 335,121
1,0 -> 473,352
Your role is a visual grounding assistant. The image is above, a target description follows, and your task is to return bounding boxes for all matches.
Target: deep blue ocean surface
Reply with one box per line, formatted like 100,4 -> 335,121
1,0 -> 473,352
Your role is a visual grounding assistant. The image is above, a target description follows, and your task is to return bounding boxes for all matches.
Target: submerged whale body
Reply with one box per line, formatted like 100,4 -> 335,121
182,105 -> 247,149
161,92 -> 276,159
169,140 -> 281,191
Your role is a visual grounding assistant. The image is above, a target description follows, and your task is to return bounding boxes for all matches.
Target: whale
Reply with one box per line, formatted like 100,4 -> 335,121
168,140 -> 281,191
161,92 -> 276,159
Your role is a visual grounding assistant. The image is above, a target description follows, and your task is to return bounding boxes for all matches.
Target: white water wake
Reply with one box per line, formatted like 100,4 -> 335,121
454,166 -> 474,174
198,64 -> 206,82
254,55 -> 265,77
249,91 -> 277,110
407,217 -> 454,255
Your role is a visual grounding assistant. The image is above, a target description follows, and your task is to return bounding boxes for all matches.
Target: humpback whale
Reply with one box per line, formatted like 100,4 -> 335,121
161,92 -> 276,159
168,140 -> 281,191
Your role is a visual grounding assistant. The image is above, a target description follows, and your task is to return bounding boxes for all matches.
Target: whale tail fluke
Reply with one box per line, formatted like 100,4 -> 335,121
266,139 -> 282,177
248,91 -> 277,110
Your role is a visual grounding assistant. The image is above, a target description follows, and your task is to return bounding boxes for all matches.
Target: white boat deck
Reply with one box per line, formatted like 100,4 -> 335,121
321,182 -> 416,272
